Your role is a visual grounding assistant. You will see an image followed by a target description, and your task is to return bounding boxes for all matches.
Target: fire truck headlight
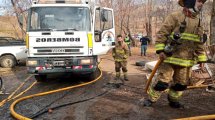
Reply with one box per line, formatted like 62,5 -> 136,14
27,60 -> 38,66
80,59 -> 92,65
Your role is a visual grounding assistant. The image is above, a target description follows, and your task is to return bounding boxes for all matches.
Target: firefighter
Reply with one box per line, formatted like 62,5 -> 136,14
124,35 -> 131,56
110,35 -> 129,84
143,0 -> 207,108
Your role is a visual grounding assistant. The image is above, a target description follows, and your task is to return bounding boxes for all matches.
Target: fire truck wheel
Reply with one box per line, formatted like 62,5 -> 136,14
0,55 -> 16,68
35,75 -> 47,82
88,68 -> 99,80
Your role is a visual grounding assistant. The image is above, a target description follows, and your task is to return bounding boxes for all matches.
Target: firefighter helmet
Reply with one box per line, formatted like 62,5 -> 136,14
178,0 -> 207,7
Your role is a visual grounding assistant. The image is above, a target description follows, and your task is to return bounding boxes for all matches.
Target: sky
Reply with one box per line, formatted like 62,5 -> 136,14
0,1 -> 6,15
0,0 -> 11,15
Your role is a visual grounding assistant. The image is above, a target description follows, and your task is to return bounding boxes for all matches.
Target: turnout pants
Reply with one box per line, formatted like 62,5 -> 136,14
147,63 -> 191,102
115,61 -> 128,78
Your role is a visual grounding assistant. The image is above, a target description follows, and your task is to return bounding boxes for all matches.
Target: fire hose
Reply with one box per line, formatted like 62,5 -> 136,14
145,58 -> 163,93
10,62 -> 103,120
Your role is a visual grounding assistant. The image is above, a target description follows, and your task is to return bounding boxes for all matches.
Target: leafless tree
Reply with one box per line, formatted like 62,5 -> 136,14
9,0 -> 31,38
2,0 -> 213,44
210,0 -> 215,45
98,0 -> 137,45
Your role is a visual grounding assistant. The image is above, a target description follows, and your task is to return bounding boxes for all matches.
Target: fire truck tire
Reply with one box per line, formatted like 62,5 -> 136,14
0,55 -> 16,68
35,75 -> 47,82
88,68 -> 99,80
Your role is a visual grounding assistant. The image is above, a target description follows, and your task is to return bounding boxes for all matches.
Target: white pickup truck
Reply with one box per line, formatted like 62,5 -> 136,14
0,37 -> 27,68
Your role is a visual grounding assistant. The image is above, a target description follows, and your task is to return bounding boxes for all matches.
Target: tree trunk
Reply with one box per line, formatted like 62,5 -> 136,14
210,0 -> 215,45
145,0 -> 153,40
10,0 -> 26,39
126,15 -> 135,46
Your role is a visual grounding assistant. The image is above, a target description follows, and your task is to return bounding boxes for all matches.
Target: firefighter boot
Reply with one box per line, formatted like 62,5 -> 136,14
168,95 -> 184,109
115,79 -> 123,85
115,72 -> 123,85
169,101 -> 184,109
114,72 -> 120,80
123,72 -> 129,81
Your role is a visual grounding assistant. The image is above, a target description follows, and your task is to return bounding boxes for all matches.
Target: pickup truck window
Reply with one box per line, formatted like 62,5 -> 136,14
0,39 -> 8,45
0,39 -> 8,43
28,7 -> 91,32
0,39 -> 25,46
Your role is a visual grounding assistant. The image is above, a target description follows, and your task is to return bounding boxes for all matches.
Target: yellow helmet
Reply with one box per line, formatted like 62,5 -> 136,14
178,0 -> 207,7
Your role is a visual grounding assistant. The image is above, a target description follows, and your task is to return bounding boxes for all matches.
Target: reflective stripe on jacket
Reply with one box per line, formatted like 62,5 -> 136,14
170,32 -> 201,42
164,57 -> 196,67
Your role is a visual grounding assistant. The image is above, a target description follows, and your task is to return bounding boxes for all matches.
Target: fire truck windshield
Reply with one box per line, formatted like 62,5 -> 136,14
28,7 -> 91,32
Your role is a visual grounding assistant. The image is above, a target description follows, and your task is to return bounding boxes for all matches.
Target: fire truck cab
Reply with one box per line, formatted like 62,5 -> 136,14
24,0 -> 115,81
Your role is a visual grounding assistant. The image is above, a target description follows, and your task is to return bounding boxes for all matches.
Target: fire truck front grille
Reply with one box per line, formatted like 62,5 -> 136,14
33,46 -> 84,55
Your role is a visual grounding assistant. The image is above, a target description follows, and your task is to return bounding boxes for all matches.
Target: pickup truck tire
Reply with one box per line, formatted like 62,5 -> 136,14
0,55 -> 16,68
35,75 -> 47,82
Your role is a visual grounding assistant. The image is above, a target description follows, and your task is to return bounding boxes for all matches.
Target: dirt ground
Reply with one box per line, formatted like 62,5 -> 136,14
0,45 -> 215,120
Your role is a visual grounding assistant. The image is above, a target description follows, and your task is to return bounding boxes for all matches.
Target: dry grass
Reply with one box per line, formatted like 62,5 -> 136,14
0,16 -> 22,38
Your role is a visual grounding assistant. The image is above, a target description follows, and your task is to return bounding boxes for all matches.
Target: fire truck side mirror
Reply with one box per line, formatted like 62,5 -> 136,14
95,30 -> 102,36
94,30 -> 102,42
101,10 -> 108,22
112,42 -> 115,46
18,14 -> 24,27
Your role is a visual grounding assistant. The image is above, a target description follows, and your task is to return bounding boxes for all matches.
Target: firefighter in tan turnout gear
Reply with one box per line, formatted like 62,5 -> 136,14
143,0 -> 208,108
110,35 -> 129,85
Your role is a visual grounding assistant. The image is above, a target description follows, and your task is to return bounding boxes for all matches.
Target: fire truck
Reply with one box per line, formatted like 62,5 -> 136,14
22,0 -> 115,81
